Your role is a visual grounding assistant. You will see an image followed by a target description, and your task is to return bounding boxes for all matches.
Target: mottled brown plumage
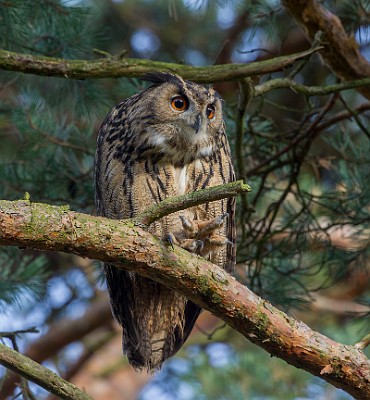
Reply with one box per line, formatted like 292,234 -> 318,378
94,72 -> 235,370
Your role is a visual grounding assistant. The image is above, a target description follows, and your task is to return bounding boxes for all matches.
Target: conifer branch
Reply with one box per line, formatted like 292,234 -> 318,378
0,48 -> 320,82
0,344 -> 93,400
0,199 -> 369,399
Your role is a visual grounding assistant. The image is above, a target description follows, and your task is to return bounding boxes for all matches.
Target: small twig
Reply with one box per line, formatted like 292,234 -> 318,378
234,79 -> 254,242
288,30 -> 324,79
235,79 -> 254,181
254,77 -> 370,97
355,333 -> 370,350
0,344 -> 93,400
338,95 -> 370,140
133,180 -> 251,227
92,48 -> 113,58
0,327 -> 39,340
195,322 -> 228,340
26,113 -> 94,156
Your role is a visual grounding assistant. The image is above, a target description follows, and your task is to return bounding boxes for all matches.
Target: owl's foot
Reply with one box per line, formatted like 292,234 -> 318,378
205,235 -> 233,247
165,213 -> 230,256
180,213 -> 229,237
163,233 -> 176,250
198,213 -> 229,236
163,233 -> 203,253
181,239 -> 204,253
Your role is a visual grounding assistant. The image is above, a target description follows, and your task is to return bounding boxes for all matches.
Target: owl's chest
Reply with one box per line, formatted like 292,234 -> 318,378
172,166 -> 188,195
167,159 -> 205,196
138,159 -> 204,198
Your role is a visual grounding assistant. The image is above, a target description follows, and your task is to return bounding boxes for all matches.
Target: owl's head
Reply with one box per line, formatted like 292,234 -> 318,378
138,72 -> 225,164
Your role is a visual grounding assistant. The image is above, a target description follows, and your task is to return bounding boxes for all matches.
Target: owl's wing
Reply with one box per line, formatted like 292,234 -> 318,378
95,101 -> 147,367
225,175 -> 236,273
95,102 -> 203,370
216,128 -> 236,273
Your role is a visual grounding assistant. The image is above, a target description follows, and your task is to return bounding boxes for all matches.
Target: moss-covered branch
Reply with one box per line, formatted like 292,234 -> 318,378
0,343 -> 92,400
0,200 -> 369,399
0,47 -> 320,82
133,180 -> 251,227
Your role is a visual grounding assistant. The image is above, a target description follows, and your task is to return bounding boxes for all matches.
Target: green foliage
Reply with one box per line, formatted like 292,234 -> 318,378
0,88 -> 96,209
0,0 -> 104,57
0,248 -> 49,310
234,84 -> 370,308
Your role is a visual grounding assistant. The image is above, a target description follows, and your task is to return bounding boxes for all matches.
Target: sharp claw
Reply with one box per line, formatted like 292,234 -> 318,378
179,215 -> 192,229
195,240 -> 204,252
218,213 -> 229,223
214,212 -> 229,226
179,215 -> 189,228
164,234 -> 175,250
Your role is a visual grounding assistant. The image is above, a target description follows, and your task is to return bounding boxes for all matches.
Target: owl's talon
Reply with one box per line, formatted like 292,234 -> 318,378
195,240 -> 204,252
197,213 -> 228,236
179,238 -> 203,253
164,233 -> 176,250
204,235 -> 230,247
221,212 -> 229,220
179,215 -> 197,236
214,212 -> 229,225
179,215 -> 191,229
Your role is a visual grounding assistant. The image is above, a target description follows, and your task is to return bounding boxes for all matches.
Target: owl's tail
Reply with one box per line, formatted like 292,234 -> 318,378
105,264 -> 201,370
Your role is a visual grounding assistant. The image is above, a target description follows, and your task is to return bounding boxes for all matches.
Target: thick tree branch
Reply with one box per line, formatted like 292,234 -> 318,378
282,0 -> 370,99
0,200 -> 369,399
0,344 -> 92,400
0,48 -> 320,82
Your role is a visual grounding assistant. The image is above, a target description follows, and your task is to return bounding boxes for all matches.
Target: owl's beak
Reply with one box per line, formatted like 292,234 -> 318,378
192,114 -> 202,134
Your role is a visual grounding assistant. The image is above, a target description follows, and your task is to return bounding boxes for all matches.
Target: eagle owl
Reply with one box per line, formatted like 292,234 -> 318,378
95,72 -> 235,370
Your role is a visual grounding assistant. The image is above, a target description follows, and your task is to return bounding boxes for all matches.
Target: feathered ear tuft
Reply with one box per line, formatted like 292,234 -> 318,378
141,72 -> 182,86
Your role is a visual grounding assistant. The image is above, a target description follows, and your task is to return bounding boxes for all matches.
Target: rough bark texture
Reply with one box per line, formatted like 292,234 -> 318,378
0,48 -> 319,82
282,0 -> 370,100
0,200 -> 369,399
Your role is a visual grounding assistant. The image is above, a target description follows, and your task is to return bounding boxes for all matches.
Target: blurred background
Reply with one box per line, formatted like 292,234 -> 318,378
0,1 -> 369,399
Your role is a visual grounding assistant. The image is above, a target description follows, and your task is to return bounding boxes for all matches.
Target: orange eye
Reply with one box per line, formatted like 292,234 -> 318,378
206,104 -> 215,119
171,96 -> 188,111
